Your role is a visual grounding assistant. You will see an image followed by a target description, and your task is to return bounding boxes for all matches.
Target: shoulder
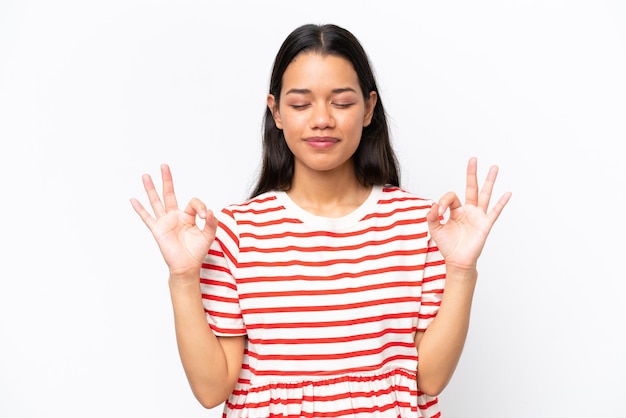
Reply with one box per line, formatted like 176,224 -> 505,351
374,185 -> 436,242
378,185 -> 433,208
223,190 -> 282,211
216,191 -> 283,221
370,186 -> 434,229
212,191 -> 285,251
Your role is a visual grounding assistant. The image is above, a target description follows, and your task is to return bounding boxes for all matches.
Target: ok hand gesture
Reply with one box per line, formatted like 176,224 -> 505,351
426,157 -> 512,273
130,164 -> 217,278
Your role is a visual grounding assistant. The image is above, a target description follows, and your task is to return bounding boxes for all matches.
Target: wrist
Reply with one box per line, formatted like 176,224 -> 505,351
444,265 -> 478,282
168,272 -> 201,288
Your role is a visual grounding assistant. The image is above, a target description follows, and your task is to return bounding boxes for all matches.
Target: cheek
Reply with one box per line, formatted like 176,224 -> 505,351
280,112 -> 308,134
339,113 -> 367,134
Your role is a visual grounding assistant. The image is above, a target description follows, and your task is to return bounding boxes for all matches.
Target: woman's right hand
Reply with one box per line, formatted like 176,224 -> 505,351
130,164 -> 218,280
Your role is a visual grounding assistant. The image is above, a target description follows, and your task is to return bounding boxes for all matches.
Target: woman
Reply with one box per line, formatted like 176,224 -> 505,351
131,23 -> 511,417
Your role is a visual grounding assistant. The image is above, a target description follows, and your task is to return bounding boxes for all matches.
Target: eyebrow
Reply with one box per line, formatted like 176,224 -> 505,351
284,87 -> 358,95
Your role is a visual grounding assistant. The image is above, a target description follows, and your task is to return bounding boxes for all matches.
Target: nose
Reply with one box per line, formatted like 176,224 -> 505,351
310,103 -> 334,129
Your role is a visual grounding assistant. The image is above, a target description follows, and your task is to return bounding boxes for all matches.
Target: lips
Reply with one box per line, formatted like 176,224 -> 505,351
305,137 -> 339,143
304,137 -> 340,149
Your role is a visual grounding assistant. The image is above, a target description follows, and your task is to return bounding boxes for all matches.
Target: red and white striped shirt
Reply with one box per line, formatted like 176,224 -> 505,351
200,185 -> 446,417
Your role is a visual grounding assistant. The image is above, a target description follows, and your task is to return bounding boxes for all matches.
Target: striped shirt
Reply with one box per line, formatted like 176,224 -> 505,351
200,185 -> 446,417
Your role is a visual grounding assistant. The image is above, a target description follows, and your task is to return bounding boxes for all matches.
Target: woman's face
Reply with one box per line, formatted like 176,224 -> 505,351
268,52 -> 377,178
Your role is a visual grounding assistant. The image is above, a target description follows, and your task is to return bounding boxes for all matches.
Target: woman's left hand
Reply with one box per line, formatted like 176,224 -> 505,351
426,157 -> 512,273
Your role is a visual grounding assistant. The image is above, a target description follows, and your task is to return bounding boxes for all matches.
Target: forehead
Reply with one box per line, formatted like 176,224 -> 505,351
282,52 -> 360,92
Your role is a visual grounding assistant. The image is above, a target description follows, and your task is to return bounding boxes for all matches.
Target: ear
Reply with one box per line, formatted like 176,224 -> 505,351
267,94 -> 283,129
363,91 -> 378,127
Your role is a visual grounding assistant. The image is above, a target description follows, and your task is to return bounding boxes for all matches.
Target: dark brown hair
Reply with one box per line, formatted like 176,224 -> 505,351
250,24 -> 400,198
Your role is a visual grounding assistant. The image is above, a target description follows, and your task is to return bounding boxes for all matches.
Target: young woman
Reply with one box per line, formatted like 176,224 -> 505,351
131,23 -> 511,418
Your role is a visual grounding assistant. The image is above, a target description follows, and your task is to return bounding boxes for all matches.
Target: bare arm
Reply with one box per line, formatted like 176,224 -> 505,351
170,276 -> 245,408
414,267 -> 477,396
416,158 -> 511,396
130,164 -> 244,408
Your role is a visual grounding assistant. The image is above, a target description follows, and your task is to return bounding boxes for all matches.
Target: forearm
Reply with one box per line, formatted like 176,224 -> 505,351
169,275 -> 243,408
415,267 -> 478,396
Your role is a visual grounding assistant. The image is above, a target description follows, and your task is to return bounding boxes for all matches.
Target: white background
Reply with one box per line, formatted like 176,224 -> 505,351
1,1 -> 625,417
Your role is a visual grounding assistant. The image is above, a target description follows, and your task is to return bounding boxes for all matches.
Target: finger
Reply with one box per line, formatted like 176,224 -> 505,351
477,165 -> 499,211
185,198 -> 218,244
184,197 -> 208,220
437,191 -> 462,217
202,209 -> 219,242
426,202 -> 443,232
130,197 -> 156,230
142,173 -> 166,217
161,164 -> 179,211
465,157 -> 479,206
487,191 -> 512,225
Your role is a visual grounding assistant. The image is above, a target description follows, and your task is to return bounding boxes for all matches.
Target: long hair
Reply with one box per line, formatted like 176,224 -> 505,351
250,24 -> 400,198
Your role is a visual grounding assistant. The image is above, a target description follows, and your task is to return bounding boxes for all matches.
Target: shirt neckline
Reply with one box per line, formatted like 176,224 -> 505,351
274,185 -> 383,230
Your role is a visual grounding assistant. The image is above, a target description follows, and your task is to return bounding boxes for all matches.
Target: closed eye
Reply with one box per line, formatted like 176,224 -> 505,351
290,103 -> 310,109
333,102 -> 355,108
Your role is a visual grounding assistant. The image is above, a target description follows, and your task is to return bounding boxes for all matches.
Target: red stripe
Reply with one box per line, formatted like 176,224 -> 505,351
230,205 -> 285,215
207,248 -> 223,257
208,324 -> 245,335
361,205 -> 430,221
421,299 -> 443,306
239,218 -> 425,240
247,341 -> 416,362
238,217 -> 303,227
239,280 -> 419,300
247,354 -> 418,377
241,368 -> 416,392
204,309 -> 242,319
201,294 -> 239,304
218,210 -> 239,244
241,232 -> 428,253
378,195 -> 429,204
244,312 -> 418,330
217,216 -> 239,247
419,396 -> 440,410
241,296 -> 420,315
247,327 -> 416,345
244,195 -> 279,205
237,248 -> 428,268
237,264 -> 425,284
199,278 -> 237,290
215,237 -> 238,266
425,260 -> 445,269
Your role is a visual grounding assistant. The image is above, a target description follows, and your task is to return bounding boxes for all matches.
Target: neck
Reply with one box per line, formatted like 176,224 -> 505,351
287,165 -> 372,218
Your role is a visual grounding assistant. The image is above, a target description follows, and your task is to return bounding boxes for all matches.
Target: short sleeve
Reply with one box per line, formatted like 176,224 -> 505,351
416,236 -> 446,332
199,208 -> 246,336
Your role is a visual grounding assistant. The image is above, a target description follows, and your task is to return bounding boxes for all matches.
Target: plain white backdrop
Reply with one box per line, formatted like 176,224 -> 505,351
1,1 -> 625,417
